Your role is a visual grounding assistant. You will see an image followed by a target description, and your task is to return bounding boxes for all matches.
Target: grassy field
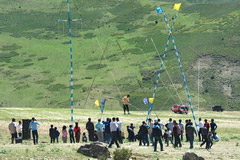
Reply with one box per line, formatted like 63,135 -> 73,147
0,0 -> 240,110
0,108 -> 240,159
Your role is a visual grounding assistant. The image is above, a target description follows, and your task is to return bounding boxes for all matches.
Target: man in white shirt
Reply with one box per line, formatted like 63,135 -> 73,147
17,121 -> 23,137
198,118 -> 204,142
165,118 -> 174,142
108,117 -> 120,148
178,119 -> 184,141
8,118 -> 17,144
158,119 -> 165,130
116,117 -> 123,144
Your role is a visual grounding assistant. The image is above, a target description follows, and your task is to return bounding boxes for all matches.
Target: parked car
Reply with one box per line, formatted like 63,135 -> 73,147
171,105 -> 188,114
212,106 -> 224,112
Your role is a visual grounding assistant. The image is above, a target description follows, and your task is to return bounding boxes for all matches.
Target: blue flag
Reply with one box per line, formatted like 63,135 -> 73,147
156,7 -> 163,13
100,99 -> 106,106
143,98 -> 149,104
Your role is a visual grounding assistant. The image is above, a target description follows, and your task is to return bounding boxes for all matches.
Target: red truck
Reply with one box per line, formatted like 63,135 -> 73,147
171,105 -> 188,114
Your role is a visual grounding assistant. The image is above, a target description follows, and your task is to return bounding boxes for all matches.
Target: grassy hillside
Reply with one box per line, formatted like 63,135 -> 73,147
0,0 -> 240,110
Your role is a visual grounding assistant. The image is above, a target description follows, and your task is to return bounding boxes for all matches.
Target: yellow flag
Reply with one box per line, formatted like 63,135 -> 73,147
173,3 -> 181,11
149,98 -> 154,104
94,100 -> 100,107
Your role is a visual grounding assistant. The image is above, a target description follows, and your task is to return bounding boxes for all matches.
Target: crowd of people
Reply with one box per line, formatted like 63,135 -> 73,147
8,115 -> 219,152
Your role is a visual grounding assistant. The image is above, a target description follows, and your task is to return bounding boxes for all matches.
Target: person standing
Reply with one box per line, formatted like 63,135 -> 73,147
148,118 -> 154,145
69,125 -> 75,143
166,118 -> 174,143
17,121 -> 22,137
104,118 -> 111,144
210,119 -> 217,138
49,125 -> 55,143
74,122 -> 81,143
204,119 -> 210,132
8,118 -> 17,144
172,121 -> 181,148
122,95 -> 130,114
108,117 -> 120,148
198,118 -> 204,141
29,117 -> 40,145
116,117 -> 123,144
54,127 -> 60,143
178,119 -> 184,141
86,118 -> 94,141
62,126 -> 67,143
152,122 -> 163,152
139,121 -> 149,146
157,119 -> 164,130
185,119 -> 189,142
96,119 -> 104,142
186,122 -> 197,149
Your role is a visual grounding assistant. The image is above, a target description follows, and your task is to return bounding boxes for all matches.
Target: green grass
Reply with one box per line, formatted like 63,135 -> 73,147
0,0 -> 239,110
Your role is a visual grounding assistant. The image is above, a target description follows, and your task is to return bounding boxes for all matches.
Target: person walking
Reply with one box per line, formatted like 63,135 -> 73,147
116,117 -> 123,144
62,126 -> 67,143
200,124 -> 209,148
96,119 -> 104,142
122,95 -> 130,114
29,117 -> 40,145
86,118 -> 94,141
152,122 -> 163,152
74,122 -> 81,143
139,121 -> 149,146
178,119 -> 184,141
204,119 -> 210,132
172,121 -> 181,148
17,121 -> 22,137
186,122 -> 197,149
108,117 -> 120,148
8,118 -> 17,144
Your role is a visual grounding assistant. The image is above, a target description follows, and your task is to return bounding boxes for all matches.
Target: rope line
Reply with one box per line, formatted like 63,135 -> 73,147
151,38 -> 184,105
96,38 -> 123,98
83,41 -> 110,107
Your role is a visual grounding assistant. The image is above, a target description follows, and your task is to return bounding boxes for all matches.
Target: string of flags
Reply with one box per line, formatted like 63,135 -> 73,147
95,99 -> 106,114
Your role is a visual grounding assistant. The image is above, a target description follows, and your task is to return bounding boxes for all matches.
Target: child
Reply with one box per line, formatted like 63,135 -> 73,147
49,125 -> 55,143
62,126 -> 67,143
69,125 -> 75,143
54,127 -> 60,143
82,132 -> 87,143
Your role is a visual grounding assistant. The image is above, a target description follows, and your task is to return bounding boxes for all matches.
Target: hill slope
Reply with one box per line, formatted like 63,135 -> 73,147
0,0 -> 240,110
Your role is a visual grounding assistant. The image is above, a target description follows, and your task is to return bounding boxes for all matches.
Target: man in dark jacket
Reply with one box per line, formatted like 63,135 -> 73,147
49,125 -> 55,143
200,124 -> 209,148
172,121 -> 182,148
186,122 -> 197,149
139,121 -> 149,146
152,122 -> 163,152
86,118 -> 94,141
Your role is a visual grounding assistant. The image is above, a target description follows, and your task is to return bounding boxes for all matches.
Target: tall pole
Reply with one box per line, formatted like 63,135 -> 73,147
198,60 -> 200,118
58,0 -> 82,124
67,0 -> 74,124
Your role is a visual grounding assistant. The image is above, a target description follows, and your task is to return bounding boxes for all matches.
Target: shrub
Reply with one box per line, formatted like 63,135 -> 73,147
113,148 -> 132,160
